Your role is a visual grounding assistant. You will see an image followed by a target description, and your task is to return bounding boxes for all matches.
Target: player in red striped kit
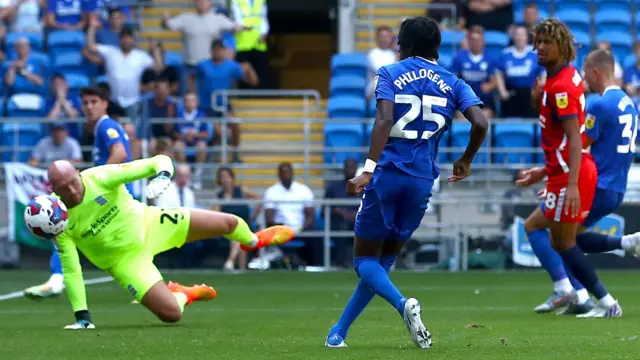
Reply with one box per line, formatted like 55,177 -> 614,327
516,19 -> 621,317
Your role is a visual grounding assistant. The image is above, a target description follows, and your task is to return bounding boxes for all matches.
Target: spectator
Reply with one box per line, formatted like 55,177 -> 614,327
215,5 -> 238,60
162,0 -> 245,92
592,41 -> 622,87
153,136 -> 174,157
155,163 -> 195,208
122,121 -> 141,160
367,25 -> 397,97
83,17 -> 153,117
96,7 -> 125,46
29,124 -> 82,167
231,0 -> 271,89
141,41 -> 180,95
427,0 -> 463,30
451,26 -> 497,118
264,162 -> 317,265
494,25 -> 542,118
94,0 -> 132,29
212,167 -> 262,272
197,39 -> 258,162
460,0 -> 513,32
324,158 -> 359,267
508,3 -> 538,45
146,76 -> 177,145
45,0 -> 91,30
96,81 -> 125,119
46,73 -> 82,137
3,37 -> 44,94
1,0 -> 44,33
173,92 -> 208,189
623,41 -> 640,98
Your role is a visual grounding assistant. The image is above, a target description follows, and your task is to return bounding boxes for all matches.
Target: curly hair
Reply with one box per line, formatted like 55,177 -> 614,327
533,18 -> 576,63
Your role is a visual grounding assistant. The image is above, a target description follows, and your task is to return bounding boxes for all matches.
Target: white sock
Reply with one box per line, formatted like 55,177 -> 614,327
553,278 -> 573,294
621,236 -> 632,251
598,294 -> 616,308
575,289 -> 590,304
47,273 -> 64,289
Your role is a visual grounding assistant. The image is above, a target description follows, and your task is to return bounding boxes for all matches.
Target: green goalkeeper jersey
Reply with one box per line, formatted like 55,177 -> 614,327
55,155 -> 174,312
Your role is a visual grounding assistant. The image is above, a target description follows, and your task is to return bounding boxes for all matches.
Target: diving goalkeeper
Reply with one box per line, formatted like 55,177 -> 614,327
48,155 -> 294,329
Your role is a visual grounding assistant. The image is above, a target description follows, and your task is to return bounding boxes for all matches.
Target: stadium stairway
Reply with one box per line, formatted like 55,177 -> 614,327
138,0 -> 191,51
356,0 -> 431,52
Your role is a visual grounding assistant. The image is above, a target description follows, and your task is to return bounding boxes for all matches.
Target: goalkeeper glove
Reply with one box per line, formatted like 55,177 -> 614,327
147,171 -> 172,199
64,310 -> 95,330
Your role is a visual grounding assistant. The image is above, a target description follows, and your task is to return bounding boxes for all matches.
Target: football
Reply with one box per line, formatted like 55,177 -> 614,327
24,195 -> 69,239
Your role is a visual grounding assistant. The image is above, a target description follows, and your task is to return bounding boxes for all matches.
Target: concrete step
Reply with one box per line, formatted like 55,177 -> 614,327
357,7 -> 426,17
231,98 -> 326,108
243,155 -> 323,164
234,110 -> 326,118
143,7 -> 183,16
239,178 -> 324,188
240,123 -> 324,132
235,167 -> 323,176
242,133 -> 323,142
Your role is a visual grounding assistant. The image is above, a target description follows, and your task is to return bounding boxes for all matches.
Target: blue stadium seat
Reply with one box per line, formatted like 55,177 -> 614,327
368,99 -> 376,117
595,9 -> 632,34
5,32 -> 43,54
95,74 -> 108,84
438,127 -> 451,164
329,75 -> 366,98
438,53 -> 453,70
65,73 -> 90,92
47,30 -> 85,53
597,31 -> 633,61
595,0 -> 631,11
556,9 -> 591,34
493,122 -> 535,164
534,124 -> 543,164
441,30 -> 465,47
53,52 -> 86,76
450,122 -> 488,164
327,95 -> 367,118
331,53 -> 367,78
324,122 -> 364,164
164,51 -> 183,68
484,31 -> 509,59
554,0 -> 590,12
624,53 -> 636,68
6,93 -> 45,117
3,94 -> 44,162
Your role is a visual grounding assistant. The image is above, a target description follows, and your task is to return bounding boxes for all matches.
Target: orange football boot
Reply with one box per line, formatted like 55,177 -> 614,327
167,281 -> 217,305
240,225 -> 295,251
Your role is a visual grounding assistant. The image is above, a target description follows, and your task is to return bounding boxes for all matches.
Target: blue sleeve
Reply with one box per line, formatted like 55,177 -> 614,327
82,0 -> 97,12
585,100 -> 603,142
233,61 -> 244,80
454,79 -> 483,113
374,67 -> 394,102
496,54 -> 506,73
47,0 -> 56,13
98,120 -> 125,150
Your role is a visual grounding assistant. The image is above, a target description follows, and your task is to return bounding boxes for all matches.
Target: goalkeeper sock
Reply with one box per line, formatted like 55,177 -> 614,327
173,292 -> 188,312
224,215 -> 258,248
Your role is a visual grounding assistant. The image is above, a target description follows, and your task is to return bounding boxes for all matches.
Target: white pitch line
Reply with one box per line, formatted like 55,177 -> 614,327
0,276 -> 113,302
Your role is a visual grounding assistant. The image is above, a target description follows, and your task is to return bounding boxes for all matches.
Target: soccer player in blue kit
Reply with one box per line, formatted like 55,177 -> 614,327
524,49 -> 639,317
24,86 -> 135,300
325,17 -> 489,349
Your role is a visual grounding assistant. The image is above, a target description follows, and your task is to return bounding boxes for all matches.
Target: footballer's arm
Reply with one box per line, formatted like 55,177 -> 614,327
97,155 -> 175,189
106,143 -> 128,165
367,99 -> 394,163
54,234 -> 91,323
461,105 -> 489,162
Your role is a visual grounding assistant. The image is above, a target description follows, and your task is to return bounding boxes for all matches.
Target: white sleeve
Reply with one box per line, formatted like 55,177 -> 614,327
303,185 -> 314,207
96,44 -> 112,59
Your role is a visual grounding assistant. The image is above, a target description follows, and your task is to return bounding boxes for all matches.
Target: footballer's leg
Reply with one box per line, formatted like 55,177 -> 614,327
24,245 -> 64,300
524,208 -> 575,312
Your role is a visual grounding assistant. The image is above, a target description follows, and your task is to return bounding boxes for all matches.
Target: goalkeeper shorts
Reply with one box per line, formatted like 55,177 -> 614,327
108,207 -> 191,301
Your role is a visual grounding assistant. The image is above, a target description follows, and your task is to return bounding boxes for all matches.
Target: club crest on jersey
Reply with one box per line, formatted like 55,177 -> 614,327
585,114 -> 595,129
95,196 -> 108,206
555,92 -> 568,109
373,75 -> 379,90
106,128 -> 119,139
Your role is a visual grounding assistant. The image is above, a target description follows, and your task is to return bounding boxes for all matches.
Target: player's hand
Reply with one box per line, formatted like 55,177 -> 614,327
147,172 -> 172,199
515,167 -> 545,186
347,172 -> 372,195
531,78 -> 545,103
448,157 -> 471,182
564,184 -> 580,218
63,320 -> 95,330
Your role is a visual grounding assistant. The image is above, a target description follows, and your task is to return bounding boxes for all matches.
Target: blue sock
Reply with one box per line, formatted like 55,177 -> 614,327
354,256 -> 405,313
563,262 -> 584,290
558,245 -> 608,299
330,256 -> 397,338
527,230 -> 568,282
576,232 -> 622,253
50,247 -> 62,275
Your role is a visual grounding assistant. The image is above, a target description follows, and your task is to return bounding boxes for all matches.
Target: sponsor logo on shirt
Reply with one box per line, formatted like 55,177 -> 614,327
81,205 -> 120,238
585,113 -> 595,130
95,196 -> 108,206
556,92 -> 568,109
106,128 -> 119,139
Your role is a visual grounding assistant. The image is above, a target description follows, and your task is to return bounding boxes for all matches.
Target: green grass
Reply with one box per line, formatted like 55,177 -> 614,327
1,271 -> 639,359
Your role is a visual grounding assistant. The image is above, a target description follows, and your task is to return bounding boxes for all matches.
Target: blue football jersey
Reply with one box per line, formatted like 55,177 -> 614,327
498,46 -> 544,89
585,86 -> 637,194
375,56 -> 483,179
450,49 -> 495,102
92,116 -> 132,166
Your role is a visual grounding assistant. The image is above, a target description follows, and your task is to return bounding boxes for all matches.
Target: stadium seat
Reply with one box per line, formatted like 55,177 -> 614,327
329,75 -> 367,98
595,0 -> 631,12
53,52 -> 86,76
493,122 -> 536,165
438,126 -> 451,164
595,9 -> 632,34
65,73 -> 90,92
327,95 -> 367,118
47,30 -> 85,53
441,30 -> 465,47
438,53 -> 453,70
554,0 -> 590,12
95,74 -> 109,84
3,94 -> 44,162
556,9 -> 591,34
324,122 -> 364,163
368,99 -> 376,117
6,93 -> 45,117
5,32 -> 43,54
330,53 -> 367,78
597,31 -> 633,61
450,122 -> 488,164
624,54 -> 636,68
484,31 -> 509,59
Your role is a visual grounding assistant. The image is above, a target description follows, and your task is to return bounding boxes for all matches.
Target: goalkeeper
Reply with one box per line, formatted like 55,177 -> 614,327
48,155 -> 293,329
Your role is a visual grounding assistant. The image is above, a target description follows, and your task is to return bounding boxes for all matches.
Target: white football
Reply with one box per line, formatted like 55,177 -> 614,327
24,195 -> 69,239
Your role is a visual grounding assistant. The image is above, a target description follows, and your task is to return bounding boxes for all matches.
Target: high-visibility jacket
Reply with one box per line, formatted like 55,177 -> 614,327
234,0 -> 267,52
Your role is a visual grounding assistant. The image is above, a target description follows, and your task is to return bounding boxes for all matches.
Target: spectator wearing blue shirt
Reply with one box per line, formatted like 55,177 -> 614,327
3,37 -> 44,94
623,41 -> 640,99
196,39 -> 258,162
451,25 -> 498,118
46,0 -> 91,30
96,7 -> 124,46
46,74 -> 82,137
173,92 -> 209,189
92,0 -> 132,29
494,26 -> 544,118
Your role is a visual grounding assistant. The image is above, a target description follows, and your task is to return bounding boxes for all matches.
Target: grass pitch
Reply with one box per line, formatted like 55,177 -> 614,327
1,271 -> 639,360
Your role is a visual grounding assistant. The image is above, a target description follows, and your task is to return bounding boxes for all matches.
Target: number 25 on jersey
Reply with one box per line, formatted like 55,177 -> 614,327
391,95 -> 447,140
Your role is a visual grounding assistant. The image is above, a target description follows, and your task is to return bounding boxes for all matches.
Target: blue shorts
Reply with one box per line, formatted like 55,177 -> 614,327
581,187 -> 625,228
354,167 -> 434,242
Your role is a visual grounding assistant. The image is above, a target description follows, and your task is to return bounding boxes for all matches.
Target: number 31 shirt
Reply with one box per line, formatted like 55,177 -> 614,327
374,56 -> 482,179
